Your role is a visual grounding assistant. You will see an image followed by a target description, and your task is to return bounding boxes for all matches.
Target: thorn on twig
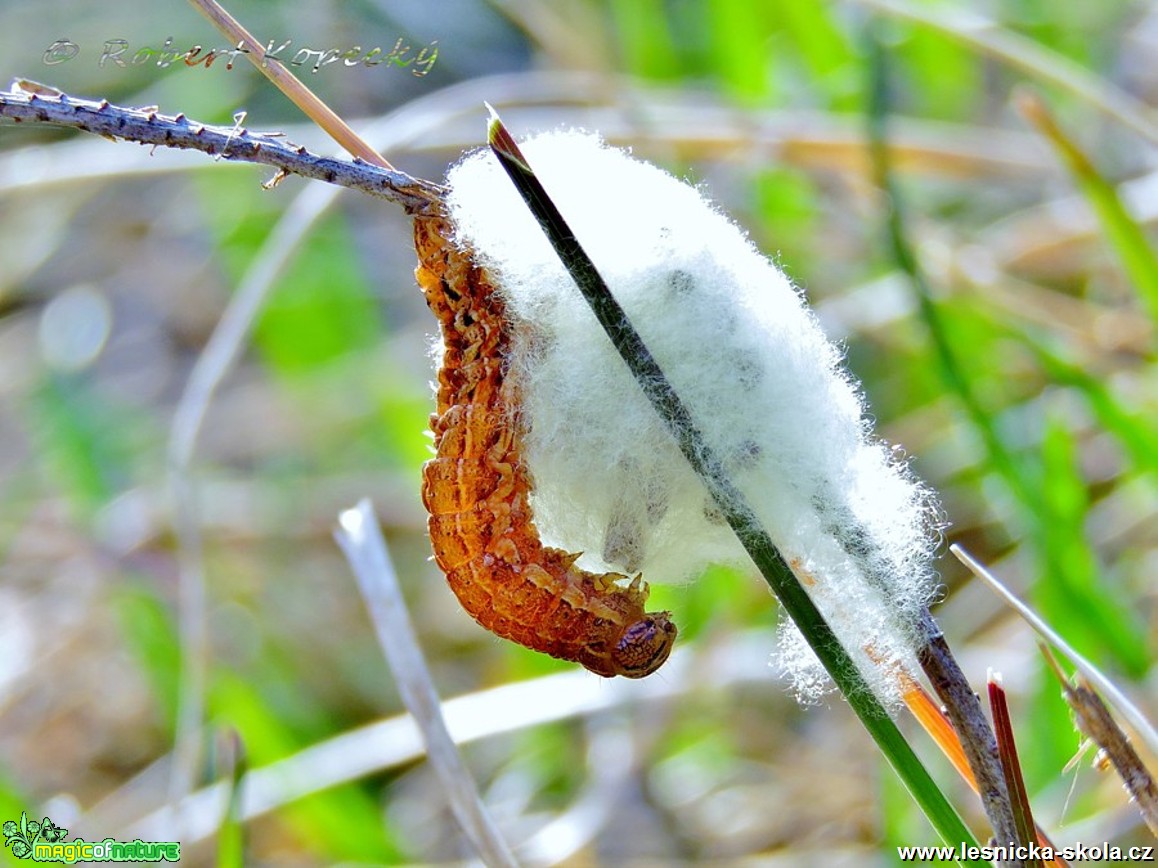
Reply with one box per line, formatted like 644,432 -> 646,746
262,169 -> 290,190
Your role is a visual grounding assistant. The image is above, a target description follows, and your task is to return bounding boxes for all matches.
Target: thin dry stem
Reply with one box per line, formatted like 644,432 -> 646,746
1042,648 -> 1158,838
335,499 -> 518,868
901,675 -> 1071,867
917,617 -> 1026,865
989,673 -> 1043,867
185,0 -> 393,168
952,544 -> 1158,757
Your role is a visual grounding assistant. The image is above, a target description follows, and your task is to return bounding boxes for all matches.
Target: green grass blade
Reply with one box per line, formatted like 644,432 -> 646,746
608,0 -> 681,80
1027,341 -> 1158,476
706,0 -> 773,101
214,729 -> 246,868
1037,417 -> 1149,674
1018,91 -> 1158,324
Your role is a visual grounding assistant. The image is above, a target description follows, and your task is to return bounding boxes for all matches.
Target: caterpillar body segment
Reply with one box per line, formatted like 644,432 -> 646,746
414,215 -> 676,678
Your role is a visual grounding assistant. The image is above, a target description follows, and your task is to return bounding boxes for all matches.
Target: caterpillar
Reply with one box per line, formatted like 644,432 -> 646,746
414,213 -> 677,678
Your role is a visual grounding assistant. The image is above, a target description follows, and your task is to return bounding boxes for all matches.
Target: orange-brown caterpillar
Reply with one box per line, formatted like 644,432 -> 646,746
414,213 -> 677,678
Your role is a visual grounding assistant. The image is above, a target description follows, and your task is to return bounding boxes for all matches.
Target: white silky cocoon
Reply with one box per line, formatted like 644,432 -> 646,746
445,132 -> 939,704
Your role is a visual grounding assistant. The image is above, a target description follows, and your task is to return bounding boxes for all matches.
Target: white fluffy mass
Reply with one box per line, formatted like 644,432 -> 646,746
445,131 -> 939,704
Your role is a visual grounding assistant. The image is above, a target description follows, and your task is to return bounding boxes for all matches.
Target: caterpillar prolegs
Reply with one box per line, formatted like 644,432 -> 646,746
414,214 -> 677,678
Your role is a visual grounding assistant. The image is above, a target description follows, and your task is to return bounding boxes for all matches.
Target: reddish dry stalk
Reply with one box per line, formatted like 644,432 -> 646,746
901,674 -> 1070,868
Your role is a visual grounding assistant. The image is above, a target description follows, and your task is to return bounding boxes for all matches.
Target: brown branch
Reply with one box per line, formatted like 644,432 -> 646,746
1043,647 -> 1158,838
0,84 -> 444,215
918,621 -> 1025,864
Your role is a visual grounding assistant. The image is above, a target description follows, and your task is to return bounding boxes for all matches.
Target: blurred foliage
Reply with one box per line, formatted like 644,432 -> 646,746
0,0 -> 1154,864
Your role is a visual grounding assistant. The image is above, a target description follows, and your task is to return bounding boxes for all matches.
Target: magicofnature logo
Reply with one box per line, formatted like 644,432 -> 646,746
3,811 -> 180,863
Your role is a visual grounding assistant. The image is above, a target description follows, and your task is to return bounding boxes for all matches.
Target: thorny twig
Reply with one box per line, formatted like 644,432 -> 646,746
0,84 -> 443,214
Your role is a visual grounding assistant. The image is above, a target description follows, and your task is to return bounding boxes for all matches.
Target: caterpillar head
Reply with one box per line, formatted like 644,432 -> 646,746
610,613 -> 677,678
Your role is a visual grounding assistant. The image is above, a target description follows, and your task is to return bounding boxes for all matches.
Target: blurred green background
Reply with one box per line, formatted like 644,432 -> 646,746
0,0 -> 1154,864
